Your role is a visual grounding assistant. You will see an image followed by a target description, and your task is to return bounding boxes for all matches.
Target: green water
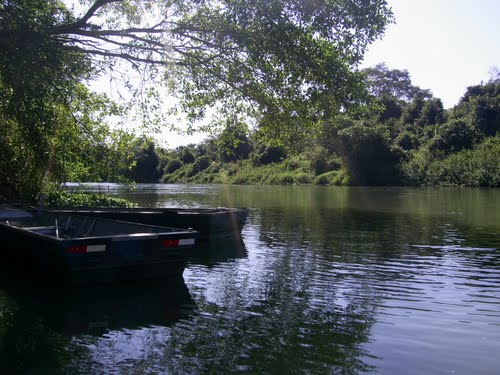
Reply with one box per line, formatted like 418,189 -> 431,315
1,185 -> 499,374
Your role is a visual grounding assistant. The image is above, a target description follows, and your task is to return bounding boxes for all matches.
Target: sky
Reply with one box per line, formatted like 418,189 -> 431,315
361,0 -> 500,109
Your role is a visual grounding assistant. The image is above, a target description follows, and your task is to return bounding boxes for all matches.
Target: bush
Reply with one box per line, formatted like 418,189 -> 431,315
43,190 -> 136,207
252,144 -> 286,166
180,148 -> 196,164
396,130 -> 420,151
314,170 -> 350,185
401,137 -> 500,187
337,125 -> 402,185
295,172 -> 314,184
308,147 -> 329,175
265,172 -> 295,185
192,156 -> 210,174
428,119 -> 478,154
164,158 -> 183,174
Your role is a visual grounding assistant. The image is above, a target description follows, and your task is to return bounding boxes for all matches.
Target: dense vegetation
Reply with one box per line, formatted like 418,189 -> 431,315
0,1 -> 498,204
140,67 -> 500,188
44,190 -> 136,208
0,0 -> 393,201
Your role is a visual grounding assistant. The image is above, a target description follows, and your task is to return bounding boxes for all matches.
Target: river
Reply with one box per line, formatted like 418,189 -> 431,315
1,184 -> 499,374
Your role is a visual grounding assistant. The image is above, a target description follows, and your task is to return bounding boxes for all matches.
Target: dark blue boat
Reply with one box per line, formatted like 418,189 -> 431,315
0,208 -> 198,285
45,206 -> 249,240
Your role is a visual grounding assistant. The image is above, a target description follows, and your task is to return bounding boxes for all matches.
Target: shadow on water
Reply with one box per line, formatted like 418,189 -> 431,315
0,276 -> 195,374
188,235 -> 248,267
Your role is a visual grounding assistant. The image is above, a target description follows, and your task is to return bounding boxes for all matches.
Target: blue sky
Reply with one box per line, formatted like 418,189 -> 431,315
361,0 -> 500,108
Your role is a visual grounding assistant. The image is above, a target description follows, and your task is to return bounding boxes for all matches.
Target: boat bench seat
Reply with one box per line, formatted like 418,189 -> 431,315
25,226 -> 58,235
25,226 -> 57,231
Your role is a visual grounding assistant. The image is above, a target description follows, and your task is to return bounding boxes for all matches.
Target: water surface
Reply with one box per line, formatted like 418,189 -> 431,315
1,185 -> 499,374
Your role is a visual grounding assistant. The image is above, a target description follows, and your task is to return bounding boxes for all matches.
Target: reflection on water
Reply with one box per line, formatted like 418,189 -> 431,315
0,277 -> 195,374
188,235 -> 248,267
2,185 -> 500,374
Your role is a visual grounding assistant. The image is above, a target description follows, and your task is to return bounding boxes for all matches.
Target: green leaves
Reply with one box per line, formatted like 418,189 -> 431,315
1,0 -> 394,197
170,0 -> 392,131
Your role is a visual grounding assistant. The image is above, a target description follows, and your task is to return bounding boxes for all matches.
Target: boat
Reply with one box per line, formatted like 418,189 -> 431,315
44,206 -> 249,240
0,208 -> 199,285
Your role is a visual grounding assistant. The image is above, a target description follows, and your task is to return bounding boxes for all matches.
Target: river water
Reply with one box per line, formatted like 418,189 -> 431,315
1,184 -> 499,374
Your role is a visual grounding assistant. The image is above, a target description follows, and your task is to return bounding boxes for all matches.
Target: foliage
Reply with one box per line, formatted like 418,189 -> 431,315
363,63 -> 432,102
417,98 -> 446,127
395,130 -> 421,151
314,170 -> 350,185
191,156 -> 211,174
428,118 -> 478,154
180,147 -> 196,164
1,0 -> 497,192
0,1 -> 141,197
164,158 -> 183,174
158,72 -> 498,188
217,121 -> 252,162
2,0 -> 393,135
401,137 -> 500,187
451,77 -> 500,137
126,141 -> 160,183
252,143 -> 287,166
335,124 -> 402,185
43,190 -> 136,207
1,0 -> 395,197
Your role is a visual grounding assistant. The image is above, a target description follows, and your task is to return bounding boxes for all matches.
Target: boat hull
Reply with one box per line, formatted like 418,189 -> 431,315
0,209 -> 198,285
47,207 -> 249,240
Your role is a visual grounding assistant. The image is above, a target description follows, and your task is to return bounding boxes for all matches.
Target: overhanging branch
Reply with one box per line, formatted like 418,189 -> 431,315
52,0 -> 122,35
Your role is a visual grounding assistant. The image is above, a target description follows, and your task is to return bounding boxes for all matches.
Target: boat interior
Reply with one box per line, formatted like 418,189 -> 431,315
1,209 -> 190,239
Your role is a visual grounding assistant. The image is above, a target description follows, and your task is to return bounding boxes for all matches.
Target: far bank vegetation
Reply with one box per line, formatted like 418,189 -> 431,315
124,67 -> 500,188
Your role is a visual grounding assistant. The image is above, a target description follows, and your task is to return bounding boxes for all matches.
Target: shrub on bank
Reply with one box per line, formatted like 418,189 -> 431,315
264,171 -> 313,185
43,190 -> 136,207
401,137 -> 500,187
314,169 -> 351,185
160,151 -> 350,186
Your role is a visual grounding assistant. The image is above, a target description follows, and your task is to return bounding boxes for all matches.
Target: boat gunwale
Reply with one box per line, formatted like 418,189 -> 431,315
0,212 -> 199,243
46,206 -> 249,217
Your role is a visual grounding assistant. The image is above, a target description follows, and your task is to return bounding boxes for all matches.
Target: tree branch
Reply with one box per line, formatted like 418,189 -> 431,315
64,45 -> 169,66
52,0 -> 122,35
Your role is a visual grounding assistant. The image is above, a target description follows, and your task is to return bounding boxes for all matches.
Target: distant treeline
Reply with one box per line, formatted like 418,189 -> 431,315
119,65 -> 500,187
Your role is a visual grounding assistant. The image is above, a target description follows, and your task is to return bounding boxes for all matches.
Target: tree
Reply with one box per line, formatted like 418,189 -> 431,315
1,0 -> 393,197
334,124 -> 402,185
453,77 -> 500,137
126,141 -> 161,182
0,0 -> 94,198
217,121 -> 252,162
417,98 -> 446,127
2,0 -> 393,128
428,119 -> 477,154
363,63 -> 431,102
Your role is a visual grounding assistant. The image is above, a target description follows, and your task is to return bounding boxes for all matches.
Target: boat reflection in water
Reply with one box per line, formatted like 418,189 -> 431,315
0,227 -> 249,374
1,276 -> 195,336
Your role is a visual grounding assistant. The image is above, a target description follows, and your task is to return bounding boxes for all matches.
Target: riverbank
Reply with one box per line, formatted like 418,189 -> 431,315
160,137 -> 500,188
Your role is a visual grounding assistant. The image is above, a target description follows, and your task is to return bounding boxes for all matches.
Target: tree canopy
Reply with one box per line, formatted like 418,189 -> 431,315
363,63 -> 431,102
1,0 -> 393,124
0,0 -> 393,198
